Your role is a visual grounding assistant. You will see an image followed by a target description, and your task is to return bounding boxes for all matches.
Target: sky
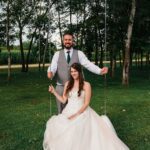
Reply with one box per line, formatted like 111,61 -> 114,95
14,15 -> 77,49
1,1 -> 77,49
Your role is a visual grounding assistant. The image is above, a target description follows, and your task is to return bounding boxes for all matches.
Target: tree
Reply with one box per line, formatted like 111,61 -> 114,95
122,0 -> 136,85
6,0 -> 11,81
11,0 -> 36,71
0,0 -> 15,80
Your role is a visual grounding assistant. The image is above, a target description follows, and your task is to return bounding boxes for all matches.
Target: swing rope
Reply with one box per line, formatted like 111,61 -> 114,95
48,0 -> 53,117
103,0 -> 108,115
49,79 -> 52,116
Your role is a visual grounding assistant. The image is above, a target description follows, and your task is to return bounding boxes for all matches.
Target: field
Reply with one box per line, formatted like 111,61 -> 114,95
0,67 -> 150,150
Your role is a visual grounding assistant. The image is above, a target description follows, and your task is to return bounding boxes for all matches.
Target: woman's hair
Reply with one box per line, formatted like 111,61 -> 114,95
65,63 -> 84,96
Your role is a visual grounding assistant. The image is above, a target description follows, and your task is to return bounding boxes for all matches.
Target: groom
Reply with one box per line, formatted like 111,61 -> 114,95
47,32 -> 108,114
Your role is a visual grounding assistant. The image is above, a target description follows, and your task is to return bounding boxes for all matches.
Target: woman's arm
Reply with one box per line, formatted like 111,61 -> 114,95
68,82 -> 91,120
49,82 -> 68,104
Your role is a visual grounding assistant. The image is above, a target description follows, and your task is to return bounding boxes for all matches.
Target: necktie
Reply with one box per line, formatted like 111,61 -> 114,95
67,51 -> 70,64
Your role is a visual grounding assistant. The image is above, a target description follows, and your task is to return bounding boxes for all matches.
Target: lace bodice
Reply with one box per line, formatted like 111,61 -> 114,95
68,90 -> 85,102
62,90 -> 85,117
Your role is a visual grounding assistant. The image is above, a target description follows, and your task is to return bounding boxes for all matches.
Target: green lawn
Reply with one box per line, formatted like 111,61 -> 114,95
0,67 -> 150,150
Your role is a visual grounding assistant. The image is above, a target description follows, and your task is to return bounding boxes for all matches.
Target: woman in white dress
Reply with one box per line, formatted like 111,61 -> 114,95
43,63 -> 129,150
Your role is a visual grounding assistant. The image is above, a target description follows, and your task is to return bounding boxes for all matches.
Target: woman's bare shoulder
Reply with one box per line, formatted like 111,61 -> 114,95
83,81 -> 91,89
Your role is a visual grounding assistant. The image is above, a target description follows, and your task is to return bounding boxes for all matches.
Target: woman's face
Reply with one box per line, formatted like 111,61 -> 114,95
70,67 -> 79,80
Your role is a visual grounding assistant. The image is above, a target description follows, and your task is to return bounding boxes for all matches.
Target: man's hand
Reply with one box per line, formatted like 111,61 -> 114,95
100,67 -> 108,75
47,72 -> 53,79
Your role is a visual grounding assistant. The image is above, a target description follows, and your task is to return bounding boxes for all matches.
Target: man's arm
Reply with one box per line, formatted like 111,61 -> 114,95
78,51 -> 108,75
47,51 -> 59,79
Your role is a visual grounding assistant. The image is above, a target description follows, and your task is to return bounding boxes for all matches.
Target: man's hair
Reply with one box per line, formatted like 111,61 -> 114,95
63,32 -> 74,38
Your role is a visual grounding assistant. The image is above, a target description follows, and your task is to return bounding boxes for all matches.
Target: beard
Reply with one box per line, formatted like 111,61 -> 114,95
64,44 -> 73,49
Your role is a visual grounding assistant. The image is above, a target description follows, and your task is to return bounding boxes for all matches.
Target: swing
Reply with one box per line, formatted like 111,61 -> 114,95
48,0 -> 108,116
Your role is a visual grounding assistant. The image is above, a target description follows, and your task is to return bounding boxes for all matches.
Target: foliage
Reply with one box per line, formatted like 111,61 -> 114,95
0,47 -> 55,65
0,0 -> 149,82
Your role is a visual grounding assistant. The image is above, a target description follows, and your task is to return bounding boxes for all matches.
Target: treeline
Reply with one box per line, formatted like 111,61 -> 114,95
0,42 -> 55,64
0,0 -> 150,85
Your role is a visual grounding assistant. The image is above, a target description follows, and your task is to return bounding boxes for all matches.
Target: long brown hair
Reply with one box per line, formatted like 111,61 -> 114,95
65,63 -> 84,96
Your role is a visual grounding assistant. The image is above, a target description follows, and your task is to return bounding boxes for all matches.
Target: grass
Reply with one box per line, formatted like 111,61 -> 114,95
0,67 -> 150,150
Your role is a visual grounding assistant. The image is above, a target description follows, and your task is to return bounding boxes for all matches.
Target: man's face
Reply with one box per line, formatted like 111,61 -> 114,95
63,34 -> 73,49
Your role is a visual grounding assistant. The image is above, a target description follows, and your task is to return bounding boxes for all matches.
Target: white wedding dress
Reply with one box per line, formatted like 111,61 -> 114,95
43,90 -> 129,150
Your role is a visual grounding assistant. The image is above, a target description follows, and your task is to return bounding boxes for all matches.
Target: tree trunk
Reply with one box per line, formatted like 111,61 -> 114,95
26,28 -> 37,72
140,48 -> 143,68
135,52 -> 137,67
38,29 -> 41,71
110,48 -> 116,78
57,5 -> 63,48
94,26 -> 98,65
80,0 -> 86,50
42,30 -> 49,71
6,1 -> 11,81
98,28 -> 103,68
119,50 -> 122,67
69,0 -> 72,30
148,52 -> 150,66
122,0 -> 136,85
146,51 -> 150,66
76,11 -> 79,48
111,59 -> 116,78
85,30 -> 93,61
19,23 -> 25,72
137,51 -> 140,67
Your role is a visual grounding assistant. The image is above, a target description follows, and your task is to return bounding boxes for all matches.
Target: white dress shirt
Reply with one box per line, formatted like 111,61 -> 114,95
47,48 -> 101,75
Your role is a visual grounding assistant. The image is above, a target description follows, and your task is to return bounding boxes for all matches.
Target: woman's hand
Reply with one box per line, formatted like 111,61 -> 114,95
48,85 -> 55,94
48,84 -> 67,104
68,113 -> 78,120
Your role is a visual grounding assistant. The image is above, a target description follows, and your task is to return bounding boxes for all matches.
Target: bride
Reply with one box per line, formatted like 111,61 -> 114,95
43,63 -> 129,150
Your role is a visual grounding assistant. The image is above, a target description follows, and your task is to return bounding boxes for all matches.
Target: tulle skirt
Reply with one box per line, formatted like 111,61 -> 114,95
43,107 -> 129,150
